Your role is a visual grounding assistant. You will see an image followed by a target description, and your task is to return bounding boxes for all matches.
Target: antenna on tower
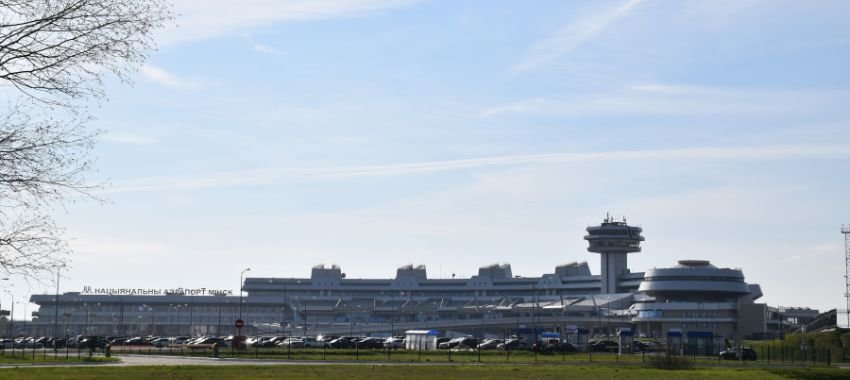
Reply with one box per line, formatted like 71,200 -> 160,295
842,225 -> 850,328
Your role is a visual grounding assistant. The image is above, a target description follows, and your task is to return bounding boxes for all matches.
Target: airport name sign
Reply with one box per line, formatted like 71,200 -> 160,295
82,286 -> 234,296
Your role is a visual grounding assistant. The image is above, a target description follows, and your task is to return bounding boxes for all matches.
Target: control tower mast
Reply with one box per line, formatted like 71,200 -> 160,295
585,214 -> 644,294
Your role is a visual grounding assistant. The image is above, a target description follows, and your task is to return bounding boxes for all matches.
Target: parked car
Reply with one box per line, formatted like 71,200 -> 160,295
170,336 -> 190,345
152,337 -> 171,347
302,337 -> 327,348
191,337 -> 227,346
66,335 -> 84,348
719,347 -> 757,361
591,340 -> 619,353
497,339 -> 527,351
355,337 -> 386,349
318,335 -> 340,344
108,337 -> 126,345
477,339 -> 504,350
632,341 -> 658,351
45,338 -> 66,348
383,336 -> 405,349
124,336 -> 152,346
79,336 -> 109,349
439,337 -> 478,350
277,338 -> 305,348
328,336 -> 357,349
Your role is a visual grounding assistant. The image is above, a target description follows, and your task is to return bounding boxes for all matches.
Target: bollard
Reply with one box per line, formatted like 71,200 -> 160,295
105,344 -> 111,358
213,343 -> 219,358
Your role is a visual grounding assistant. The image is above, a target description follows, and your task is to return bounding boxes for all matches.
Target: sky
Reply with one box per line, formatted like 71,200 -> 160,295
4,0 -> 850,320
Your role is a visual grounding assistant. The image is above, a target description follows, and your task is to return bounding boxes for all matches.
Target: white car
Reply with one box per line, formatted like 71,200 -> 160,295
301,337 -> 326,348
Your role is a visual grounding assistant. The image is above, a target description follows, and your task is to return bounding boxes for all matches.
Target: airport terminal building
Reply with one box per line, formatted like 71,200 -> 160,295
19,217 -> 818,345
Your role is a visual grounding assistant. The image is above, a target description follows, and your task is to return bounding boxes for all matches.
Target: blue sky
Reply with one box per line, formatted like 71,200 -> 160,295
5,0 -> 850,319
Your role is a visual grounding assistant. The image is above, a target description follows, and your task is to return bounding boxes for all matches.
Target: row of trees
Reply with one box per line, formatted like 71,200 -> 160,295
0,0 -> 172,278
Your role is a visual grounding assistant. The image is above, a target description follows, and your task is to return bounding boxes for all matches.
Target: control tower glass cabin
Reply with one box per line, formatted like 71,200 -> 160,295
584,215 -> 644,294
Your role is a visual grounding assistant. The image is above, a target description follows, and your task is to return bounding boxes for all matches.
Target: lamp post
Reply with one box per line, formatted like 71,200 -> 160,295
83,303 -> 90,334
239,267 -> 250,336
53,264 -> 64,340
2,288 -> 12,337
16,301 -> 27,336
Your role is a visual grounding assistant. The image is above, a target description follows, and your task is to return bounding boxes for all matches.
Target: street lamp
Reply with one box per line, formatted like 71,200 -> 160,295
2,287 -> 12,337
238,267 -> 250,336
53,264 -> 65,340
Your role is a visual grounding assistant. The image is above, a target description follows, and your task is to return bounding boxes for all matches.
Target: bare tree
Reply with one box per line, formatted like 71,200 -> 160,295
0,0 -> 172,277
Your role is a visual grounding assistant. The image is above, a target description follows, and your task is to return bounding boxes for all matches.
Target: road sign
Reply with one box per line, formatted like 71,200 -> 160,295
235,319 -> 244,329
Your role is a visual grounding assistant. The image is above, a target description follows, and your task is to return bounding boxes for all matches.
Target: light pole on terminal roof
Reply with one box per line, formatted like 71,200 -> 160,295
239,267 -> 250,336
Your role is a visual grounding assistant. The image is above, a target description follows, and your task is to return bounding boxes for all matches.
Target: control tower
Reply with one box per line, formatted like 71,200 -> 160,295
585,214 -> 644,294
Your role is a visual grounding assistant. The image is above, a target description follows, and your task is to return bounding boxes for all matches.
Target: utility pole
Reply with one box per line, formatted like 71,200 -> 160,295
841,225 -> 850,327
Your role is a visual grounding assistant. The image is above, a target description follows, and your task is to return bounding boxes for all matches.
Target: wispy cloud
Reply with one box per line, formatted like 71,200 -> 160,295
104,144 -> 850,194
162,0 -> 420,45
140,65 -> 203,90
252,43 -> 282,56
243,34 -> 283,56
513,0 -> 642,71
479,84 -> 849,117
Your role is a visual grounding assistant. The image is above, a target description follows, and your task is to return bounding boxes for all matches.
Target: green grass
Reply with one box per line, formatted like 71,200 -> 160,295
109,346 -> 822,367
1,364 -> 847,379
0,354 -> 118,364
0,349 -> 120,366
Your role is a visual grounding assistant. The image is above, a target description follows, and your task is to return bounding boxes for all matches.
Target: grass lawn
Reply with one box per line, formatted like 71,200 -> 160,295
0,351 -> 118,365
1,365 -> 848,379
